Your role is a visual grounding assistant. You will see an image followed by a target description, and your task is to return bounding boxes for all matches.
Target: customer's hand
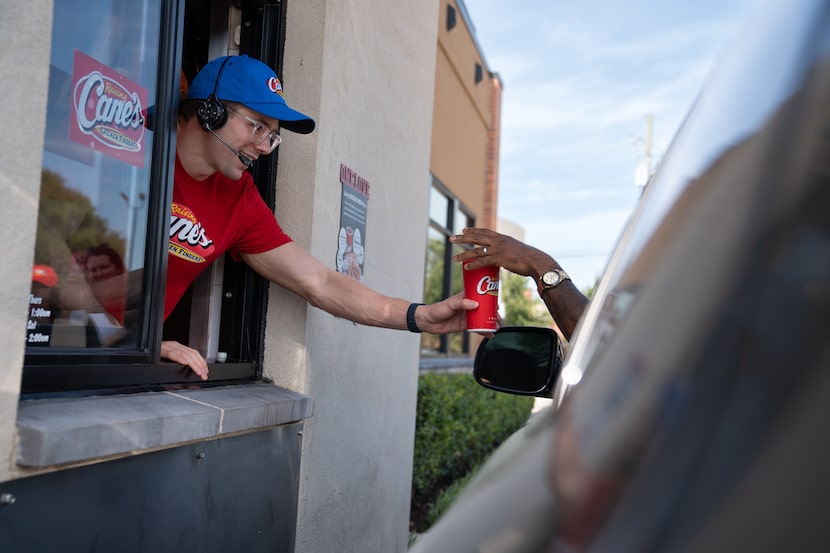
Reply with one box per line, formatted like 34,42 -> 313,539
452,227 -> 588,341
451,227 -> 557,277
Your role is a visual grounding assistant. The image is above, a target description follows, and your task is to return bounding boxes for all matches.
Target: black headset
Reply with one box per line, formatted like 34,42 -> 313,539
196,57 -> 232,131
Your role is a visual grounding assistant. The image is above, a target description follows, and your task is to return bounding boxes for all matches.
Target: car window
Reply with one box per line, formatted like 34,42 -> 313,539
562,0 -> 830,389
548,0 -> 830,547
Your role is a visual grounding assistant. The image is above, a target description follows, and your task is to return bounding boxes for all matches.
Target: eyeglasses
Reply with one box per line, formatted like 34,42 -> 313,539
225,104 -> 282,153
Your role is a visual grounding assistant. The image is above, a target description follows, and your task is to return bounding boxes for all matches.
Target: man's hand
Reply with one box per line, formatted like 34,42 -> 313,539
416,292 -> 479,334
161,340 -> 209,381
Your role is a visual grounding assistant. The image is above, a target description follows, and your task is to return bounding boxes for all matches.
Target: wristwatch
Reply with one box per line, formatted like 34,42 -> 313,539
538,268 -> 570,293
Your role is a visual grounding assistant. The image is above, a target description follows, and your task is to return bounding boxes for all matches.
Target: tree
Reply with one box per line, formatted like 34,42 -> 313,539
500,271 -> 553,327
34,169 -> 125,275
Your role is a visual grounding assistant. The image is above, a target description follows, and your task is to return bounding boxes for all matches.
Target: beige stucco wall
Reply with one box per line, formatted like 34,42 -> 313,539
265,1 -> 440,551
0,1 -> 52,483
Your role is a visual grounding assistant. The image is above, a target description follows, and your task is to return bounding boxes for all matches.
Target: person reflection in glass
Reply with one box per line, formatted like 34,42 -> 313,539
83,243 -> 127,325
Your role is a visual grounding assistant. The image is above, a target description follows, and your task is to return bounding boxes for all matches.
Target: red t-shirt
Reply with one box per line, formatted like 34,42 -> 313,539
165,155 -> 291,319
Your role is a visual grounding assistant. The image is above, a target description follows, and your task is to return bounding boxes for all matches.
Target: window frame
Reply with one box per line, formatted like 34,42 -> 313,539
22,0 -> 287,395
22,0 -> 184,393
422,176 -> 475,355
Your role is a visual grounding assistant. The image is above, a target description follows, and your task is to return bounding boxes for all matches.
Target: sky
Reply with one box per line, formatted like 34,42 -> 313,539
461,0 -> 761,290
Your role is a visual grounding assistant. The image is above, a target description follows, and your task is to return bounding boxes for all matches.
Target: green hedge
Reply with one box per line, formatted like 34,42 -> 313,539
410,372 -> 533,531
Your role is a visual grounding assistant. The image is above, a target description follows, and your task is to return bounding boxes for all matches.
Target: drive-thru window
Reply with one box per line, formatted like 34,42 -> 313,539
24,0 -> 285,393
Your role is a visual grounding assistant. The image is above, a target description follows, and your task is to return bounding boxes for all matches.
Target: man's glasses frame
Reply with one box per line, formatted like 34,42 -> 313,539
225,104 -> 282,152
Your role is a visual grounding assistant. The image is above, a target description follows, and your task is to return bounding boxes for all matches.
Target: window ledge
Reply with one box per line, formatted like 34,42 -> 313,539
419,355 -> 473,373
16,383 -> 313,468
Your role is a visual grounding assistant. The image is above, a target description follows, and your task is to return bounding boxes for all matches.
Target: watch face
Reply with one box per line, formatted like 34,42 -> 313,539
543,271 -> 560,286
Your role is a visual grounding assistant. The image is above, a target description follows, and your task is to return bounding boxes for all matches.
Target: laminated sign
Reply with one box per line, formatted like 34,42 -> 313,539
337,164 -> 370,282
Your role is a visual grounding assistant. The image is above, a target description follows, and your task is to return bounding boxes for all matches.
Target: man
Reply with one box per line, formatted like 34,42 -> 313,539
164,55 -> 476,379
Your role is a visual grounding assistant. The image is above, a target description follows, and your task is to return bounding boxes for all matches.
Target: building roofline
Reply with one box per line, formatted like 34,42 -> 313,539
455,0 -> 503,87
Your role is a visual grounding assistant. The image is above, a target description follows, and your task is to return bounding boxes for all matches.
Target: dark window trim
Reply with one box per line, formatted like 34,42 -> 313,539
218,0 -> 289,369
431,176 -> 473,228
22,0 -> 291,395
22,0 -> 188,394
427,175 -> 474,354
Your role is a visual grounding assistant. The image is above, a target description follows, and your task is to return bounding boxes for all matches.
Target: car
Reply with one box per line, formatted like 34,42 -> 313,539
409,0 -> 830,551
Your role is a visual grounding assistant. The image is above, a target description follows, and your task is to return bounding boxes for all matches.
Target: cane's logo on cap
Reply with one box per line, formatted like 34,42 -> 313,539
267,76 -> 284,97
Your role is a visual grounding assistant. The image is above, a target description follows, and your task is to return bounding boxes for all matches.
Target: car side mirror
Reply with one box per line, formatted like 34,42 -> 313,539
473,326 -> 563,397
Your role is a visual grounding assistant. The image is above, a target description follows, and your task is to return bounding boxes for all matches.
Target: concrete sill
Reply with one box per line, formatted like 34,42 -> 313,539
418,355 -> 474,373
16,382 -> 313,468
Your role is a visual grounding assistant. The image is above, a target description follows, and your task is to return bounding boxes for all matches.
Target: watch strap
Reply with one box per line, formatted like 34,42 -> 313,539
407,303 -> 425,333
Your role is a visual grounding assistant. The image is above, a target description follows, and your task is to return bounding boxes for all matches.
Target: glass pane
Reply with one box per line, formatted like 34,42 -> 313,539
447,241 -> 466,354
28,0 -> 160,350
429,186 -> 450,227
423,227 -> 447,305
450,242 -> 465,296
453,205 -> 471,235
421,226 -> 446,354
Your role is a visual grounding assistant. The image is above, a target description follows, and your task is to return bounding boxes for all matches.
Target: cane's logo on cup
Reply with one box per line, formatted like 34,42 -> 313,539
476,276 -> 499,296
463,263 -> 500,332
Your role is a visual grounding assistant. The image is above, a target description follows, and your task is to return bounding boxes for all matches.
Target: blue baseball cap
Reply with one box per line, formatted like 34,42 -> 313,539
189,55 -> 315,134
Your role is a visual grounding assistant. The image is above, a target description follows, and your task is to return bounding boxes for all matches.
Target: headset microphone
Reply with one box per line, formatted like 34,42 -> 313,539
207,128 -> 254,168
196,57 -> 253,168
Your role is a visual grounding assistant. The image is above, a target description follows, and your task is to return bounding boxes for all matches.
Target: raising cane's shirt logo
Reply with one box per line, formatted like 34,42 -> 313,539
70,50 -> 148,168
169,203 -> 215,263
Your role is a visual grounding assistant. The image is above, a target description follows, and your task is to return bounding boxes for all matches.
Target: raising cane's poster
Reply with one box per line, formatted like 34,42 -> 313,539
69,50 -> 148,168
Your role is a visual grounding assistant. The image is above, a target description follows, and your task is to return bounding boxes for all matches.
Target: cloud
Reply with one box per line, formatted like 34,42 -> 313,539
465,0 -> 759,287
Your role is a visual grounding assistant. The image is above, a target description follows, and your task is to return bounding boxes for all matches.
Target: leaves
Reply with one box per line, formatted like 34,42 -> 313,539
411,372 -> 533,531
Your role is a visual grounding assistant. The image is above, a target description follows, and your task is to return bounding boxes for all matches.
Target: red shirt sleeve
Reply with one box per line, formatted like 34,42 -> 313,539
228,178 -> 292,260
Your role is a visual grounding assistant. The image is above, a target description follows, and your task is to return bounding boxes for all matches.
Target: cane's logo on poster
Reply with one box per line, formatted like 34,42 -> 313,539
169,203 -> 215,263
70,50 -> 148,167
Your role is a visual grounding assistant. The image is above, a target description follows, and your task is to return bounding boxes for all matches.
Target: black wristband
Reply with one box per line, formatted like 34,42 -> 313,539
407,303 -> 425,333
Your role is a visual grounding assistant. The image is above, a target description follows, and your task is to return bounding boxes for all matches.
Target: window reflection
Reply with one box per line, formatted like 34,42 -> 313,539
453,205 -> 469,235
421,227 -> 446,354
421,180 -> 474,355
429,187 -> 450,226
27,0 -> 160,350
447,241 -> 465,354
